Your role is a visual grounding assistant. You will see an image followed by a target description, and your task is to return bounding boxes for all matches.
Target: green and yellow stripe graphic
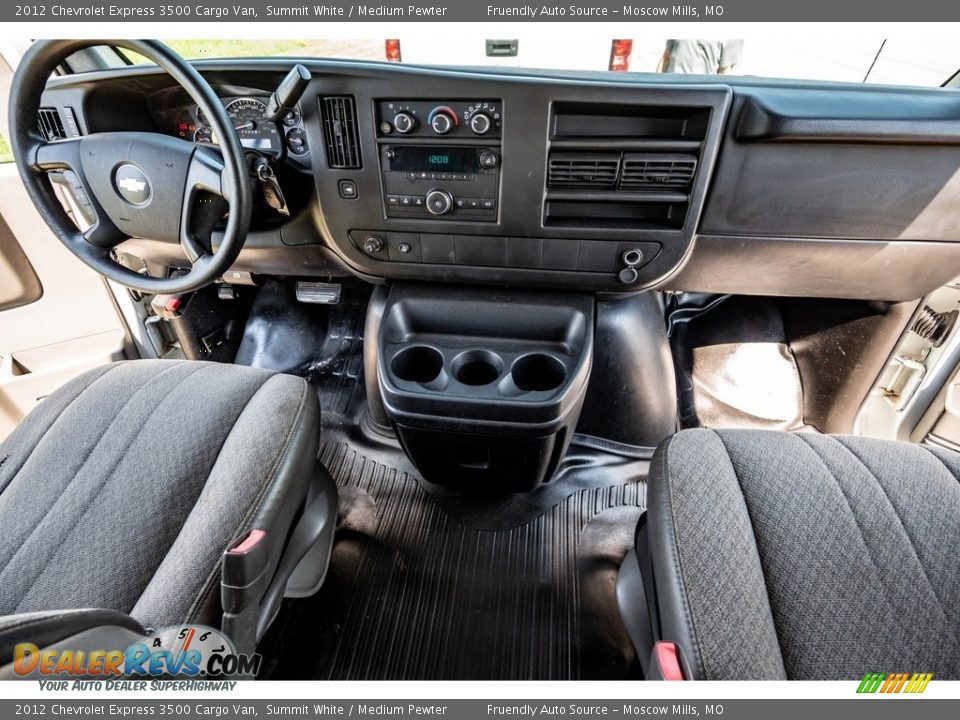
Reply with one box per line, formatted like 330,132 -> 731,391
857,672 -> 933,694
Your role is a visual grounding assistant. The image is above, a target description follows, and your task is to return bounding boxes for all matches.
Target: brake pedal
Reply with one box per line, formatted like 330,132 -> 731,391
296,281 -> 341,305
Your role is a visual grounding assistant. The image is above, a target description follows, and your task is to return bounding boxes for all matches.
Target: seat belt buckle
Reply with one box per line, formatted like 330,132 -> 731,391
229,529 -> 266,556
222,529 -> 269,607
649,641 -> 687,680
221,529 -> 269,658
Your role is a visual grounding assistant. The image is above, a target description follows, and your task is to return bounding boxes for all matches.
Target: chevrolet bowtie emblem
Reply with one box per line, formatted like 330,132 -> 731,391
114,164 -> 151,205
117,177 -> 147,193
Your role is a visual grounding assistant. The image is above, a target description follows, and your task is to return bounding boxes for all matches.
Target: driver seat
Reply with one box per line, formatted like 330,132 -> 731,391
0,359 -> 329,648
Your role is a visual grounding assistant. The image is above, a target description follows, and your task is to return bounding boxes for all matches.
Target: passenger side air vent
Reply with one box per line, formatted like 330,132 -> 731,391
548,153 -> 620,189
619,154 -> 697,191
544,102 -> 710,230
320,96 -> 361,169
37,108 -> 66,141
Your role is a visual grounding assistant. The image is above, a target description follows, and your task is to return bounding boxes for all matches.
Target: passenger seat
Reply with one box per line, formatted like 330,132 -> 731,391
617,429 -> 960,679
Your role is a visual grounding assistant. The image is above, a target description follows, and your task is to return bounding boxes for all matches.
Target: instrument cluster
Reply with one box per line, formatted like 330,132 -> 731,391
170,95 -> 309,162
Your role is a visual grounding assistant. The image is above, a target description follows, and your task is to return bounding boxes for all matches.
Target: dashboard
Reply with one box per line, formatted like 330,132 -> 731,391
35,60 -> 960,302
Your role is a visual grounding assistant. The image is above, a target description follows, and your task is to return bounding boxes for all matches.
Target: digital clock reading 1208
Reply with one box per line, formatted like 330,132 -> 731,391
389,146 -> 477,172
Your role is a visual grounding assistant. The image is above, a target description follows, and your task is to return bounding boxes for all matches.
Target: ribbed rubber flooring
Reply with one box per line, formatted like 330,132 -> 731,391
254,280 -> 648,680
263,434 -> 646,680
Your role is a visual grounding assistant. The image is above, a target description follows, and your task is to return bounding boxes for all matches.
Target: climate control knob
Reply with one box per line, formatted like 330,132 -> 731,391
469,112 -> 492,135
393,112 -> 416,134
429,107 -> 457,135
426,189 -> 454,215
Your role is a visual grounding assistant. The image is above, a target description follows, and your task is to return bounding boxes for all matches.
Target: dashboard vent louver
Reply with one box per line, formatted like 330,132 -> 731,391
548,153 -> 620,189
37,108 -> 66,141
320,96 -> 361,169
544,102 -> 711,230
620,154 -> 697,191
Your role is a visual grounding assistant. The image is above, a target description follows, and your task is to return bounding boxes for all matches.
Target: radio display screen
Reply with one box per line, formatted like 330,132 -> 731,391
390,146 -> 478,172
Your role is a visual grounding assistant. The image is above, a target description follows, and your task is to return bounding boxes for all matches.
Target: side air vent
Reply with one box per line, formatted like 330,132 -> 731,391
38,108 -> 66,141
548,153 -> 620,189
320,96 -> 361,169
619,154 -> 697,191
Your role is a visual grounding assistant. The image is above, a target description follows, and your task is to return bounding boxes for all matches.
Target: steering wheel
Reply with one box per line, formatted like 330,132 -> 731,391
8,39 -> 253,294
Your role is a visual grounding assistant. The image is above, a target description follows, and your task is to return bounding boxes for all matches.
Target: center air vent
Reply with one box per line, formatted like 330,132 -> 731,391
38,108 -> 66,141
548,153 -> 620,189
320,96 -> 361,169
544,101 -> 711,230
620,154 -> 697,191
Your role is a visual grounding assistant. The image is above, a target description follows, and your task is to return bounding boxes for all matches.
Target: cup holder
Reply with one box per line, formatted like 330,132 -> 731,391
452,349 -> 503,386
391,345 -> 444,384
511,353 -> 567,392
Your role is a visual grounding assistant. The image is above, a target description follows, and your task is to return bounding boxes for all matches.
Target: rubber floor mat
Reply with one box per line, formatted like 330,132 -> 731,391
261,433 -> 647,680
247,281 -> 649,679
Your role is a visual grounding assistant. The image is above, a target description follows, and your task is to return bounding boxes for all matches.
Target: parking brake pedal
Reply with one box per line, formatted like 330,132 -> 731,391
149,294 -> 186,320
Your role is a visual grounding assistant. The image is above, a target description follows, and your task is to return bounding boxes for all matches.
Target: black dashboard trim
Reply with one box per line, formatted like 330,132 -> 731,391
36,57 -> 960,300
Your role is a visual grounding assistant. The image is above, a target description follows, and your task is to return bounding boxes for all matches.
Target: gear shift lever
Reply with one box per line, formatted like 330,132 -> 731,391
265,64 -> 312,123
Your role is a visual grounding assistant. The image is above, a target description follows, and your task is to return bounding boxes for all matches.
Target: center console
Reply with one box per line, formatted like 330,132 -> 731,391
375,284 -> 593,492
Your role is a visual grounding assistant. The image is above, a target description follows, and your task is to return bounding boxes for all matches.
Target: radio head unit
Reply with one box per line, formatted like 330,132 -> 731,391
380,145 -> 500,221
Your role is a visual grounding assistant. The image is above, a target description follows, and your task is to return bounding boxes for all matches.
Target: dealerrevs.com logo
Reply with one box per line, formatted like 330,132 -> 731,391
856,672 -> 934,694
13,625 -> 261,678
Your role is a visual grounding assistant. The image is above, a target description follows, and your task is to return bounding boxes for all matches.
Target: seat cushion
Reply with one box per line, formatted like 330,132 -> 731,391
0,360 -> 319,628
645,429 -> 960,680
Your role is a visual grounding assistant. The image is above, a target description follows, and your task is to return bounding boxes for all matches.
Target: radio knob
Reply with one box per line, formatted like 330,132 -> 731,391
470,112 -> 492,135
393,112 -> 416,134
479,150 -> 500,169
429,109 -> 457,135
426,189 -> 454,215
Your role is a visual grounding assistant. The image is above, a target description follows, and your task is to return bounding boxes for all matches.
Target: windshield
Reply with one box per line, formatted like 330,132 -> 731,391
121,37 -> 960,88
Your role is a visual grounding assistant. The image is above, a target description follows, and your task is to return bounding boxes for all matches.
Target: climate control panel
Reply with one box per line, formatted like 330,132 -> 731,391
377,100 -> 503,139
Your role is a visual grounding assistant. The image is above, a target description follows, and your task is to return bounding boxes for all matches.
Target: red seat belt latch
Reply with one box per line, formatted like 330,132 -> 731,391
229,528 -> 266,555
654,641 -> 686,681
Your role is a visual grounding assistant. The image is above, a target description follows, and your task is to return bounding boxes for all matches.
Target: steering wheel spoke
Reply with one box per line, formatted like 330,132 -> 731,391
187,145 -> 228,195
32,136 -> 128,249
32,136 -> 83,172
179,145 -> 231,263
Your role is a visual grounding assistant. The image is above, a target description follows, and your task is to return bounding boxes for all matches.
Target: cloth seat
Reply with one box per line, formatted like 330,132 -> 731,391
636,429 -> 960,680
0,359 -> 319,631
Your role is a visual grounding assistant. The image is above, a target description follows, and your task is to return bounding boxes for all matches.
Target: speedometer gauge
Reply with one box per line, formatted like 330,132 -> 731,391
224,97 -> 280,152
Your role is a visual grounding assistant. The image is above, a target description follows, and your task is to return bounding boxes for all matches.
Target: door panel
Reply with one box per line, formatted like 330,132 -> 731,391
856,276 -> 960,446
928,369 -> 960,450
0,160 -> 131,441
0,216 -> 42,311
